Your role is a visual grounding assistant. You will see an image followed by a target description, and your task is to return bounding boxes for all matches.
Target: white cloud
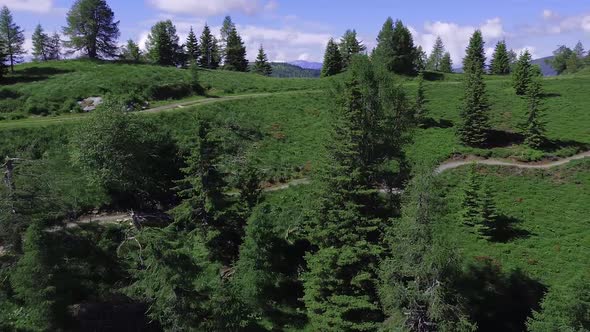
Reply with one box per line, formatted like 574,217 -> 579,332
531,10 -> 590,35
542,9 -> 558,20
513,46 -> 537,59
148,0 -> 276,17
0,0 -> 53,13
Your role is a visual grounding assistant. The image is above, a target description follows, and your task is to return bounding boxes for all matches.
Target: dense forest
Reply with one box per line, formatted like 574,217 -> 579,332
0,0 -> 589,331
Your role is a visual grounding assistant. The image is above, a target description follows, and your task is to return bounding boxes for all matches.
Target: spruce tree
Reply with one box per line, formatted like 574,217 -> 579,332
508,49 -> 518,67
120,39 -> 141,62
440,52 -> 453,73
252,45 -> 272,76
63,0 -> 120,59
490,40 -> 511,75
522,79 -> 546,149
321,38 -> 343,77
186,27 -> 200,62
32,24 -> 49,61
415,45 -> 427,72
220,16 -> 235,60
462,30 -> 486,74
223,26 -> 248,72
427,36 -> 445,71
373,18 -> 417,74
146,20 -> 181,66
461,164 -> 483,229
0,38 -> 6,80
459,33 -> 490,147
512,50 -> 533,95
0,6 -> 25,72
339,29 -> 366,69
573,41 -> 585,58
479,180 -> 498,238
199,24 -> 220,69
46,32 -> 62,60
415,71 -> 428,123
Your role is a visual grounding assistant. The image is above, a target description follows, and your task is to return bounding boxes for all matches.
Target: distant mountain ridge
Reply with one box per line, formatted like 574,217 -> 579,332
451,56 -> 557,76
288,60 -> 323,70
271,62 -> 320,78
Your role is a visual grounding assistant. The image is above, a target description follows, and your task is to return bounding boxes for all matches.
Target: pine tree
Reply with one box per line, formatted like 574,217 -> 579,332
0,38 -> 6,80
223,26 -> 248,72
220,16 -> 235,61
427,36 -> 445,71
186,27 -> 200,62
321,38 -> 343,77
573,41 -> 585,58
479,180 -> 498,238
11,221 -> 57,331
490,40 -> 511,75
461,164 -> 483,228
415,45 -> 427,72
46,32 -> 62,60
146,20 -> 181,66
339,29 -> 366,68
31,24 -> 49,61
522,79 -> 546,149
373,18 -> 417,74
0,6 -> 25,72
63,0 -> 120,59
459,37 -> 490,147
120,39 -> 141,62
415,71 -> 428,123
462,30 -> 486,74
440,52 -> 453,73
199,24 -> 220,69
512,50 -> 533,95
252,45 -> 272,76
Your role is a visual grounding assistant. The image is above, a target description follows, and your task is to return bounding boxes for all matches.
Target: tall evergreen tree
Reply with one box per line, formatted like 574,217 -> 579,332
440,52 -> 453,73
321,38 -> 343,77
461,164 -> 483,229
490,40 -> 511,75
459,33 -> 490,147
512,50 -> 533,95
0,38 -> 6,80
427,36 -> 446,71
373,18 -> 417,74
0,6 -> 25,72
415,45 -> 427,72
479,180 -> 498,238
186,26 -> 200,62
146,20 -> 181,66
220,16 -> 235,61
63,0 -> 120,59
31,24 -> 49,61
462,30 -> 486,74
252,45 -> 272,76
415,71 -> 428,123
199,24 -> 220,69
120,39 -> 141,62
223,26 -> 248,72
573,41 -> 585,58
339,29 -> 366,68
522,79 -> 546,149
46,32 -> 62,60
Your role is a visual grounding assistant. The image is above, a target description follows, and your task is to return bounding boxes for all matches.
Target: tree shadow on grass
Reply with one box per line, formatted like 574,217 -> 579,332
456,259 -> 547,332
540,138 -> 589,154
488,215 -> 533,243
540,92 -> 561,98
3,67 -> 73,85
485,129 -> 525,148
420,117 -> 454,129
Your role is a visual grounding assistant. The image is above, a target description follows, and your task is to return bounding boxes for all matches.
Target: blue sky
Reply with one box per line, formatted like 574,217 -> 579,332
3,0 -> 590,63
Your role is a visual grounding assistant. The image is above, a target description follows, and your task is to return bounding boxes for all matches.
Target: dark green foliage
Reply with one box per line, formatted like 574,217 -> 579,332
415,45 -> 427,71
379,172 -> 475,332
339,29 -> 366,68
415,71 -> 428,123
252,45 -> 272,76
46,32 -> 62,61
513,50 -> 533,95
220,16 -> 235,56
270,62 -> 320,78
185,27 -> 199,62
31,24 -> 49,62
460,165 -> 498,238
462,30 -> 486,75
321,38 -> 343,77
63,0 -> 120,59
10,221 -> 57,331
146,20 -> 182,66
120,39 -> 141,62
0,6 -> 25,72
522,79 -> 546,149
199,24 -> 220,69
373,18 -> 417,75
427,36 -> 446,71
188,60 -> 203,94
223,27 -> 248,72
440,52 -> 453,73
458,37 -> 490,147
71,100 -> 179,205
527,273 -> 590,331
0,36 -> 6,80
547,45 -> 587,75
490,40 -> 511,75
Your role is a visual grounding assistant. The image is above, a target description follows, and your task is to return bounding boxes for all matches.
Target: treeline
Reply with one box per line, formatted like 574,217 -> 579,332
548,41 -> 590,74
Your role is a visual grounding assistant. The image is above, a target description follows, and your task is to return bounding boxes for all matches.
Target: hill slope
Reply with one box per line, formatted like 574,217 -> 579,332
271,62 -> 321,78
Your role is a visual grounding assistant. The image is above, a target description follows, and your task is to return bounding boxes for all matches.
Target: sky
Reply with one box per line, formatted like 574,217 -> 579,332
2,0 -> 590,64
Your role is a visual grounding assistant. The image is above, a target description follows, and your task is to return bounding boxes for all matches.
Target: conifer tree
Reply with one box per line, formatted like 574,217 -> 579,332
415,45 -> 427,71
522,79 -> 546,149
573,41 -> 585,58
512,50 -> 533,95
373,18 -> 417,74
339,29 -> 366,68
252,45 -> 272,76
186,26 -> 200,62
199,24 -> 220,69
0,38 -> 6,80
223,26 -> 248,72
462,30 -> 486,74
508,49 -> 518,66
490,40 -> 511,75
120,39 -> 141,62
479,180 -> 498,238
459,33 -> 490,147
220,16 -> 235,60
146,20 -> 181,66
415,71 -> 428,123
461,164 -> 483,229
321,38 -> 343,77
440,52 -> 453,73
32,24 -> 49,61
46,32 -> 62,60
427,36 -> 445,71
63,0 -> 120,59
549,45 -> 573,75
0,6 -> 25,72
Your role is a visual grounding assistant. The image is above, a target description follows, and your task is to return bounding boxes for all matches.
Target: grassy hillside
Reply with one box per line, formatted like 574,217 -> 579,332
270,62 -> 321,78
